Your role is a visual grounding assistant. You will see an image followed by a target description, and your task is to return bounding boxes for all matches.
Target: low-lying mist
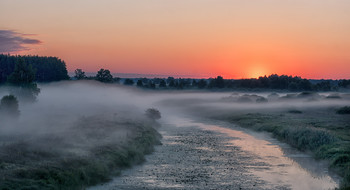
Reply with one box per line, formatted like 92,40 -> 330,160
1,80 -> 349,144
1,81 -> 148,133
0,81 -> 166,189
0,80 -> 349,189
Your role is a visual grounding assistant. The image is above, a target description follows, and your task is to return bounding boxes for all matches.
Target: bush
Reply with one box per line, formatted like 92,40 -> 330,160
124,79 -> 134,85
256,97 -> 268,103
336,106 -> 350,114
0,95 -> 20,118
288,109 -> 303,114
95,69 -> 113,83
145,108 -> 161,120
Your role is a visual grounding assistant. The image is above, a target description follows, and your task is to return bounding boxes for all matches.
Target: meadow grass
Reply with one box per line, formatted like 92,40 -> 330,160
211,108 -> 350,189
0,116 -> 161,190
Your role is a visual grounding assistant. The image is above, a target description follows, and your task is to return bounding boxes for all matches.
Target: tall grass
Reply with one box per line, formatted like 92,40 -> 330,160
213,112 -> 350,189
275,126 -> 338,151
0,116 -> 161,190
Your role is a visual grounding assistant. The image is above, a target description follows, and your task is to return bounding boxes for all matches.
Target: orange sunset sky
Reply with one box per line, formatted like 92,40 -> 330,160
0,0 -> 349,79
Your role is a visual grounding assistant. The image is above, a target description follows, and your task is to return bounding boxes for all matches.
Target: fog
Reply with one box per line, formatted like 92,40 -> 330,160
1,80 -> 349,134
1,80 -> 349,188
0,81 -> 169,164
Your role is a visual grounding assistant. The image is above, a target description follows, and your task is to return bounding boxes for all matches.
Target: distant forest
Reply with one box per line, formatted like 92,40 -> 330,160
1,54 -> 349,91
75,69 -> 350,91
126,75 -> 350,91
0,54 -> 69,83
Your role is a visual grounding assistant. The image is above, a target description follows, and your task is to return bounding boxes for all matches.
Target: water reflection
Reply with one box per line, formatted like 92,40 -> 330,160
89,116 -> 340,190
195,121 -> 340,190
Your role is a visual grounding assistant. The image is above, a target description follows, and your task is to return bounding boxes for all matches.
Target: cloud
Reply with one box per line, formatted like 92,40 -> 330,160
0,29 -> 42,53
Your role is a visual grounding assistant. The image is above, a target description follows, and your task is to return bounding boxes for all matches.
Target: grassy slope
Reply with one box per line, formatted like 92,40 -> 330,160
210,107 -> 350,189
0,116 -> 161,190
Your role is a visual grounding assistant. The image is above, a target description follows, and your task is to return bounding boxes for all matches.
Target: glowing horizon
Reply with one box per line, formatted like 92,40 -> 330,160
1,0 -> 349,79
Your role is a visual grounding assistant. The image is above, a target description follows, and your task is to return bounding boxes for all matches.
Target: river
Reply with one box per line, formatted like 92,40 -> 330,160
89,115 -> 340,190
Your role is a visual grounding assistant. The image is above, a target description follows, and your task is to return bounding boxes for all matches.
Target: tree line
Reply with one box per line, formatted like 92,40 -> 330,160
0,54 -> 69,119
0,53 -> 348,92
0,54 -> 69,83
73,68 -> 350,91
0,56 -> 42,119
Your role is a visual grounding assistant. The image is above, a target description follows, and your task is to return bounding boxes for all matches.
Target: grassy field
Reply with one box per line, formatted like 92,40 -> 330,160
209,106 -> 350,189
0,115 -> 161,190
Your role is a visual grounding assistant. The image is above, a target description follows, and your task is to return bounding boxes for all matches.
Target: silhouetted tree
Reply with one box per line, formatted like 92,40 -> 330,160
0,54 -> 69,83
299,79 -> 312,91
177,80 -> 184,89
314,81 -> 331,91
118,73 -> 340,92
288,82 -> 298,91
96,69 -> 113,83
145,108 -> 161,120
10,83 -> 41,103
168,80 -> 176,88
258,76 -> 270,88
209,76 -> 225,88
339,80 -> 350,88
124,79 -> 134,85
180,79 -> 191,88
7,57 -> 36,85
336,106 -> 350,114
113,77 -> 121,83
159,80 -> 167,88
145,81 -> 155,89
191,79 -> 198,87
197,79 -> 207,89
268,74 -> 280,89
166,77 -> 175,84
74,69 -> 86,80
216,76 -> 225,88
141,78 -> 149,84
153,78 -> 161,84
0,95 -> 20,118
136,80 -> 143,87
7,57 -> 40,102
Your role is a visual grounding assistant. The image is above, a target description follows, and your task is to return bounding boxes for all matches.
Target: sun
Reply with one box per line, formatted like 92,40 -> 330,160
247,65 -> 268,79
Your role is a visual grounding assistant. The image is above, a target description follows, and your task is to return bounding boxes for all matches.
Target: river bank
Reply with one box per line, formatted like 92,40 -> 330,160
209,106 -> 350,189
0,115 -> 161,190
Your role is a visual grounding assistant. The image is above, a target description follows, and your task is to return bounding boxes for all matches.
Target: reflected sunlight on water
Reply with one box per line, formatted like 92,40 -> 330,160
196,121 -> 340,190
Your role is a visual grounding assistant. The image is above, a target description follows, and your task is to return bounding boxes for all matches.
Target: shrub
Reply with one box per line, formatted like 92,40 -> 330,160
95,69 -> 113,83
145,108 -> 161,120
256,97 -> 268,103
336,106 -> 350,114
0,95 -> 20,118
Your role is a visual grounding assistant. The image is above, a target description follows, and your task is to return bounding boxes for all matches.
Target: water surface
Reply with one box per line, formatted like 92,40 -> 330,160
89,116 -> 339,190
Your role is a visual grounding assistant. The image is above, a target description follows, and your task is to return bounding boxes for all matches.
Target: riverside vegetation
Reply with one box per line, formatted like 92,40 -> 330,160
0,114 -> 161,190
0,56 -> 162,189
210,103 -> 350,189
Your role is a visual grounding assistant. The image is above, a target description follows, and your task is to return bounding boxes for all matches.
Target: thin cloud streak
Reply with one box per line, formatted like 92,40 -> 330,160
0,29 -> 41,53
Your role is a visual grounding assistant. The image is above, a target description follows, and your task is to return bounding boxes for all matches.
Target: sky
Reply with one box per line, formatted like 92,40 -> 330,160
0,0 -> 349,79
